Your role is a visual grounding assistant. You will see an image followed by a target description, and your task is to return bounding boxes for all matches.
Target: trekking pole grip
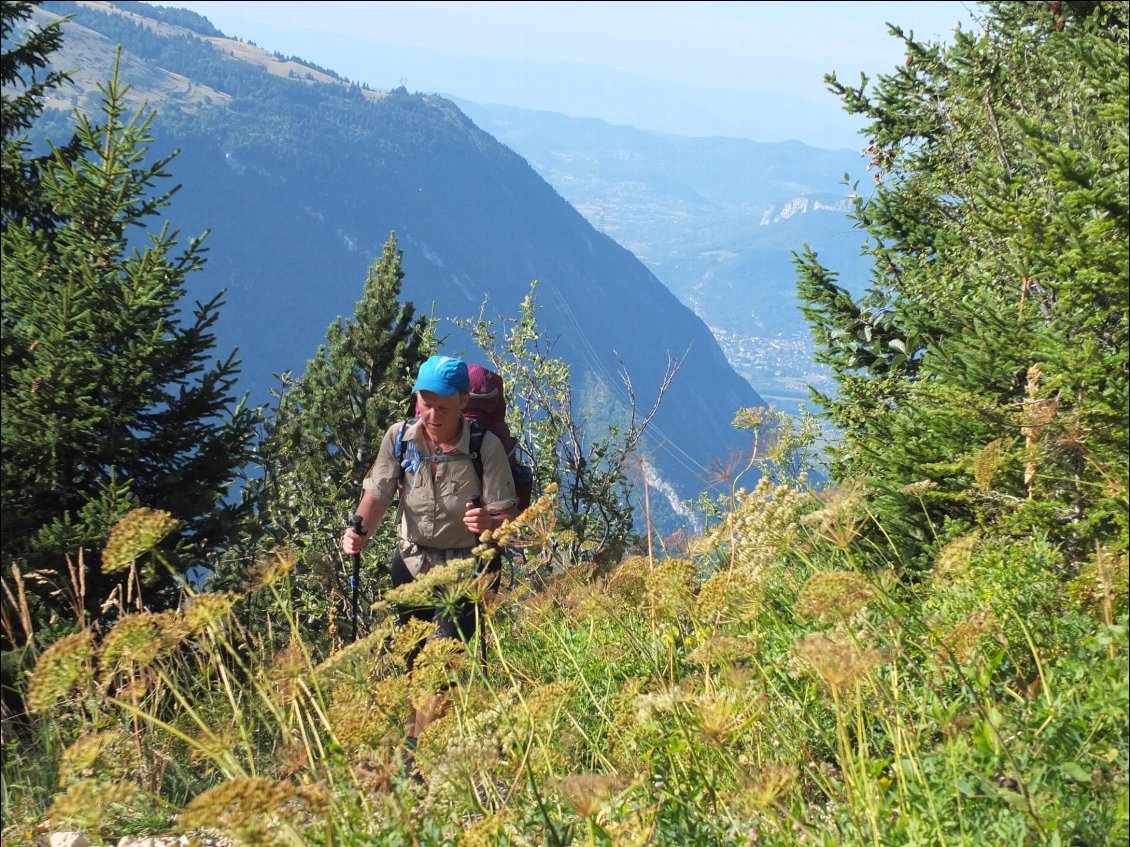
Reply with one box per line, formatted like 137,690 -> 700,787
347,514 -> 365,642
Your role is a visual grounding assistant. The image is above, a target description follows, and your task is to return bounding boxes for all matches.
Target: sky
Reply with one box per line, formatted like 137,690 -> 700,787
162,1 -> 979,150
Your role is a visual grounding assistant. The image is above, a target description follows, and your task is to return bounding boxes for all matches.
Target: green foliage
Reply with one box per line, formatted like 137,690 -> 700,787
1,52 -> 259,619
4,464 -> 1125,845
795,0 -> 1129,570
460,281 -> 683,565
229,233 -> 431,644
1,0 -> 81,232
2,4 -> 1126,844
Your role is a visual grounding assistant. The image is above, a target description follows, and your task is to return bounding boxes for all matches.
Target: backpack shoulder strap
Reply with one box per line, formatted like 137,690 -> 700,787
467,419 -> 485,483
397,418 -> 485,487
395,417 -> 416,479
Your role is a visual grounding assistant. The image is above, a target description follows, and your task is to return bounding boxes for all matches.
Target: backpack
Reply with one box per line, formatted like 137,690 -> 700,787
408,362 -> 533,512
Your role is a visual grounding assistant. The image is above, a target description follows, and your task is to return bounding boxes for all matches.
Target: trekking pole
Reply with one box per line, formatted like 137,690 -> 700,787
469,496 -> 501,580
347,513 -> 365,642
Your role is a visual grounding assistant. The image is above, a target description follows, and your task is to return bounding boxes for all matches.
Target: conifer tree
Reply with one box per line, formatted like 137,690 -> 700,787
1,57 -> 259,618
1,0 -> 81,232
796,1 -> 1128,567
247,233 -> 430,635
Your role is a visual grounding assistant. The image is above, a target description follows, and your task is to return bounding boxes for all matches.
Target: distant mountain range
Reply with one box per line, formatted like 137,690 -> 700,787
22,0 -> 870,528
22,0 -> 876,530
452,100 -> 876,410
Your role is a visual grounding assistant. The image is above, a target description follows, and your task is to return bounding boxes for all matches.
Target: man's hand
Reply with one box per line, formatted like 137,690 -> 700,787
463,498 -> 495,536
342,514 -> 367,555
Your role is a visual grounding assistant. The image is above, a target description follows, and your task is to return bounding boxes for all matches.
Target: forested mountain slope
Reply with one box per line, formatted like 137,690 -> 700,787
31,0 -> 769,517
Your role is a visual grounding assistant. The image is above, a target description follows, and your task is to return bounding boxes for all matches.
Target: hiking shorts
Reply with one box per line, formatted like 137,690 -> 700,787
390,546 -> 500,669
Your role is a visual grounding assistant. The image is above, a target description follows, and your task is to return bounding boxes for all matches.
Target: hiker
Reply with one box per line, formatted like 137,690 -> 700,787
341,354 -> 517,768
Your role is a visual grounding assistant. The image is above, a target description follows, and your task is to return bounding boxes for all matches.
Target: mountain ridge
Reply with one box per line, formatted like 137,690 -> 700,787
453,99 -> 874,410
28,0 -> 772,526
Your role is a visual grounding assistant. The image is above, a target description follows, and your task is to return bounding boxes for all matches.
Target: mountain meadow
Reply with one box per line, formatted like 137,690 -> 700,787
2,2 -> 1127,846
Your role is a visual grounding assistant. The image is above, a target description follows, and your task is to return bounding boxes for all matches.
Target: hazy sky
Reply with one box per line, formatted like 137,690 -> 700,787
163,1 -> 978,148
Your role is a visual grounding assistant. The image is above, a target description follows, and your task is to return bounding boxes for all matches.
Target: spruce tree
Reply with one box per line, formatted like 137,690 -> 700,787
1,0 -> 81,232
1,58 -> 259,618
247,233 -> 430,638
795,1 -> 1128,567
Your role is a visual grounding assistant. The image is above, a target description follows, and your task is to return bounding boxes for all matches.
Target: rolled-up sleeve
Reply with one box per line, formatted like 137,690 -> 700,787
361,423 -> 405,506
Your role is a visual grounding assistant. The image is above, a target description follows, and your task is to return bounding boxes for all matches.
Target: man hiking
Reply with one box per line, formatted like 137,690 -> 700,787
341,354 -> 517,773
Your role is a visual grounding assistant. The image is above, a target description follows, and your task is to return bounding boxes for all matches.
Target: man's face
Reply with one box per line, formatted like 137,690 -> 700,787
417,390 -> 467,445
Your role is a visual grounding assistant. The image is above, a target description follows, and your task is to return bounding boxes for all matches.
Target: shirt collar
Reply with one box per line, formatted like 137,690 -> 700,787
407,416 -> 469,454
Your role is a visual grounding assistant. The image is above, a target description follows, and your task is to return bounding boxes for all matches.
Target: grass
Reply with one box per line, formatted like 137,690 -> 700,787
2,461 -> 1127,847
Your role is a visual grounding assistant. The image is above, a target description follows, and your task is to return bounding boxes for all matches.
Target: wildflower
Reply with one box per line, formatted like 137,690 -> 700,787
555,773 -> 626,819
931,608 -> 1000,667
800,483 -> 865,550
634,684 -> 692,723
98,610 -> 183,678
102,508 -> 180,574
328,682 -> 398,755
314,620 -> 395,687
698,477 -> 806,570
371,674 -> 413,723
385,559 -> 471,608
603,805 -> 658,847
493,482 -> 558,549
519,679 -> 576,727
461,811 -> 518,847
390,617 -> 439,670
790,628 -> 886,693
973,438 -> 1008,492
603,555 -> 651,605
732,406 -> 768,430
186,720 -> 240,769
795,571 -> 875,622
686,634 -> 759,668
557,529 -> 580,547
739,763 -> 798,808
261,639 -> 309,706
58,729 -> 128,784
182,591 -> 239,633
26,630 -> 96,713
558,578 -> 606,619
46,778 -> 139,832
243,546 -> 297,592
695,568 -> 765,625
410,637 -> 470,701
643,557 -> 698,620
179,777 -> 330,845
429,735 -> 501,796
693,692 -> 741,743
1066,544 -> 1129,617
608,676 -> 647,734
934,533 -> 980,581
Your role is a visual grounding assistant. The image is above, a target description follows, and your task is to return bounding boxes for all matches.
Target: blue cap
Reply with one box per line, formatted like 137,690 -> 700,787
412,355 -> 470,396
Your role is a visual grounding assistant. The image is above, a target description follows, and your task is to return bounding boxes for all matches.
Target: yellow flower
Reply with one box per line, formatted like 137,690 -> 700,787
58,729 -> 128,784
243,546 -> 297,592
46,778 -> 139,831
555,773 -> 627,819
102,508 -> 180,574
179,777 -> 330,845
98,610 -> 184,677
26,630 -> 96,713
791,628 -> 887,693
795,571 -> 875,622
